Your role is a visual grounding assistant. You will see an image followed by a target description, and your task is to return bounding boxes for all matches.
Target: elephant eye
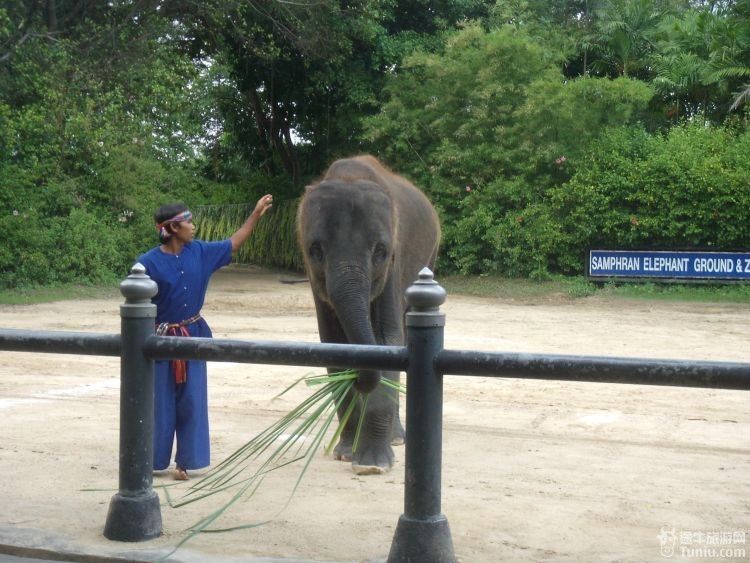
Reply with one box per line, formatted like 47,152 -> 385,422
309,242 -> 324,261
373,242 -> 388,263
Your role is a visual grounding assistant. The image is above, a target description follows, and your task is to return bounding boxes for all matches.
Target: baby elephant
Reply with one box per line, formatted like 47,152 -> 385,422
297,155 -> 440,474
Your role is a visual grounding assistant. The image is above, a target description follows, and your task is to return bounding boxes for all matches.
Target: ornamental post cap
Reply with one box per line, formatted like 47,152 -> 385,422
405,267 -> 447,311
120,262 -> 157,302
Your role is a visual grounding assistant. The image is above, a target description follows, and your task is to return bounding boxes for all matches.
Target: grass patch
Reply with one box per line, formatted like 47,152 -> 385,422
594,280 -> 750,303
0,283 -> 120,305
441,275 -> 573,300
440,274 -> 750,303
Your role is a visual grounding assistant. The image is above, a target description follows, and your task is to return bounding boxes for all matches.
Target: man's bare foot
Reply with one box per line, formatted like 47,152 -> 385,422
174,467 -> 189,481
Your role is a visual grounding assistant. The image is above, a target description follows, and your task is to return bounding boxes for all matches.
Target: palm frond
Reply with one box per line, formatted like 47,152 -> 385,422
730,83 -> 750,111
160,368 -> 407,557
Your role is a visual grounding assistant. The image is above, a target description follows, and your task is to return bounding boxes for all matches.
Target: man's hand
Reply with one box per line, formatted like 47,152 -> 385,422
254,194 -> 273,217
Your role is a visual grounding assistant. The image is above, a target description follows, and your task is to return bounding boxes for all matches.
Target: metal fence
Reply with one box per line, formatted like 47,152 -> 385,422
1,264 -> 748,563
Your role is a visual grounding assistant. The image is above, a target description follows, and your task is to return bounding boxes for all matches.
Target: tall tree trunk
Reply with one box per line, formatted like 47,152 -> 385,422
248,89 -> 276,176
47,0 -> 58,32
280,124 -> 300,185
248,88 -> 300,185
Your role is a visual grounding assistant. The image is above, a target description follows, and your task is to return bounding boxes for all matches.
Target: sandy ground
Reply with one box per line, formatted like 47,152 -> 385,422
0,265 -> 748,562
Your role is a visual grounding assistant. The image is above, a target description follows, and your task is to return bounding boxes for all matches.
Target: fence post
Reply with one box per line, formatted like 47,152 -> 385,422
103,263 -> 163,541
388,267 -> 456,563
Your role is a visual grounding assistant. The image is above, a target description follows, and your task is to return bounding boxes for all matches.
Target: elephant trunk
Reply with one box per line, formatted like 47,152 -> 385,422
328,267 -> 381,393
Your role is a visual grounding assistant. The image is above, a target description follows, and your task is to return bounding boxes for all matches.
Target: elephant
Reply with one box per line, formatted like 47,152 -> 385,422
297,155 -> 441,475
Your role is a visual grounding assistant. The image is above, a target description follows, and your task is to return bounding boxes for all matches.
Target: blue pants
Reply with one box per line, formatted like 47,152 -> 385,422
153,360 -> 210,470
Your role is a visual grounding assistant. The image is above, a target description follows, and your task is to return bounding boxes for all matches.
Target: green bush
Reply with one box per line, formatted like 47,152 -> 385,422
0,141 -> 220,288
0,211 -> 54,287
0,209 -> 121,287
549,123 -> 750,274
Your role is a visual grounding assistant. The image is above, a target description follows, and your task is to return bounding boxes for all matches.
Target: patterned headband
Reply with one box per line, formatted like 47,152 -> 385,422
156,210 -> 192,238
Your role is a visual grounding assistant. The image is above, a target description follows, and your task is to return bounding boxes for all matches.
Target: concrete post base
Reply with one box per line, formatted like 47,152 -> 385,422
387,513 -> 456,563
103,490 -> 162,542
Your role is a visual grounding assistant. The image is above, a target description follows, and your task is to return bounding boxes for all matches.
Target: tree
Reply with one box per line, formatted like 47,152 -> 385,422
590,0 -> 667,78
646,1 -> 750,119
165,0 -> 498,189
363,24 -> 653,275
0,1 -> 218,287
720,0 -> 750,113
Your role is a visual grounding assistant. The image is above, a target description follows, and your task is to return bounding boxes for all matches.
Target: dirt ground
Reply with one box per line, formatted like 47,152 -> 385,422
0,265 -> 748,562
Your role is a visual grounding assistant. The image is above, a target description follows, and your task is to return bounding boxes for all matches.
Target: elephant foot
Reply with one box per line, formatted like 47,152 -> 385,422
350,442 -> 394,475
333,440 -> 353,462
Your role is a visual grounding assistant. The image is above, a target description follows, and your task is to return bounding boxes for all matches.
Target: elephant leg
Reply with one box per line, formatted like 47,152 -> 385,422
333,385 -> 356,462
391,409 -> 405,446
313,297 -> 357,463
370,281 -> 407,449
351,383 -> 398,475
385,371 -> 404,446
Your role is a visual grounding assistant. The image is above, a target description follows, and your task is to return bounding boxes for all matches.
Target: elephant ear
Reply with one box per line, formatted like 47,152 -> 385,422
304,182 -> 318,193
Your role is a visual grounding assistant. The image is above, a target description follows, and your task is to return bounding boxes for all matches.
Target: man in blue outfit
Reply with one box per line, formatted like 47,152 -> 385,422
137,194 -> 273,480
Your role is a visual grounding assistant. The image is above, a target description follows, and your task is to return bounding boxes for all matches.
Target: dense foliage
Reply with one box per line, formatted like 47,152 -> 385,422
1,0 -> 749,287
549,123 -> 750,269
0,1 -> 282,287
363,25 -> 655,276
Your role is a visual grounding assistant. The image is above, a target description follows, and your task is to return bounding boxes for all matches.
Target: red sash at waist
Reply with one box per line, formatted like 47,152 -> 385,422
155,313 -> 202,384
